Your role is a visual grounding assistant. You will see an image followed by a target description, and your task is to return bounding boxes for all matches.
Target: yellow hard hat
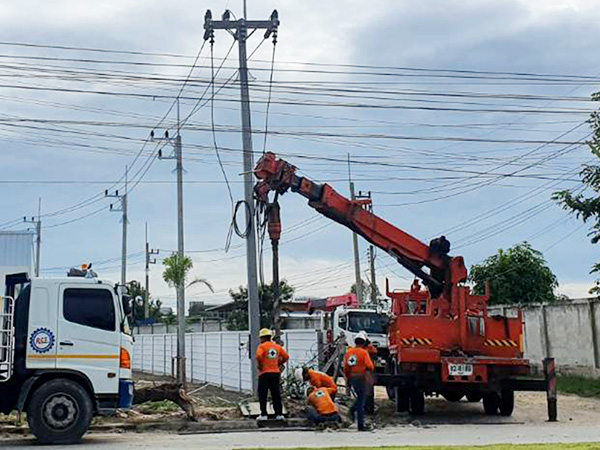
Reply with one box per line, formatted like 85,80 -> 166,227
259,328 -> 273,338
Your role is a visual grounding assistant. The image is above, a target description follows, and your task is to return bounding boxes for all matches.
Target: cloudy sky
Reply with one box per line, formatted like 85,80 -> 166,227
2,0 -> 600,309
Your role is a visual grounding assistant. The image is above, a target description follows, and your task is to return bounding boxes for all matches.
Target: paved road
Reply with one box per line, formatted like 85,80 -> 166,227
2,422 -> 600,450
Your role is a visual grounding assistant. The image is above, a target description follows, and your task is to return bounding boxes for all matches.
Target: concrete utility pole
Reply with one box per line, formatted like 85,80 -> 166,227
357,191 -> 376,306
23,198 -> 42,277
348,155 -> 363,304
204,8 -> 279,393
144,223 -> 159,319
153,99 -> 187,385
106,167 -> 128,286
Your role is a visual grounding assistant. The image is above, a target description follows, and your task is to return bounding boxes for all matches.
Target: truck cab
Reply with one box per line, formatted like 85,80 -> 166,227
333,307 -> 390,371
0,270 -> 134,444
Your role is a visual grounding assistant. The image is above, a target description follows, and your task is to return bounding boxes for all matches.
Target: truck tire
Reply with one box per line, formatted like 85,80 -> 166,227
498,389 -> 514,416
482,393 -> 499,415
442,392 -> 464,402
409,390 -> 425,415
395,389 -> 410,412
27,378 -> 93,445
466,393 -> 482,402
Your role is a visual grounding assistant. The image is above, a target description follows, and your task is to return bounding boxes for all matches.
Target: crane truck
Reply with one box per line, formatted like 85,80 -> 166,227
0,267 -> 134,443
255,152 -> 557,419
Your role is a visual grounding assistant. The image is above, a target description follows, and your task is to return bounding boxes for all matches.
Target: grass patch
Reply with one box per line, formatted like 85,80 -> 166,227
135,400 -> 180,413
242,445 -> 600,450
557,375 -> 600,398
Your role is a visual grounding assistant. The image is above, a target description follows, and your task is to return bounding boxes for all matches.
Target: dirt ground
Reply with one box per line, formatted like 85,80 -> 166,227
371,387 -> 600,428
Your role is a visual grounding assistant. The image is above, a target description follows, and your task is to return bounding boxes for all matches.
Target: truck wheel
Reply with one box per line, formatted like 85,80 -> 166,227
386,359 -> 397,401
27,378 -> 93,445
409,390 -> 425,415
442,392 -> 464,402
498,389 -> 514,416
395,389 -> 409,412
482,393 -> 499,415
466,393 -> 482,403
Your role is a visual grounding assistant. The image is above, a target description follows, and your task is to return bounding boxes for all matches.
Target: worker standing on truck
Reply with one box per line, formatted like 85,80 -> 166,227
296,367 -> 338,399
344,331 -> 374,431
306,386 -> 341,427
256,328 -> 289,421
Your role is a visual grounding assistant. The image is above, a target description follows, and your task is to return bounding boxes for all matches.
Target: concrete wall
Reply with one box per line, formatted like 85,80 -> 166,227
133,329 -> 320,392
489,300 -> 600,378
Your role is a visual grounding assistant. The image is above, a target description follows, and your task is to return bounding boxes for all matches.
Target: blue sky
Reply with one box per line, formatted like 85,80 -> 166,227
2,0 -> 600,309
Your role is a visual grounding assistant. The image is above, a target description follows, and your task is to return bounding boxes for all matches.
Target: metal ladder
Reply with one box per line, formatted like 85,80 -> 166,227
0,296 -> 15,382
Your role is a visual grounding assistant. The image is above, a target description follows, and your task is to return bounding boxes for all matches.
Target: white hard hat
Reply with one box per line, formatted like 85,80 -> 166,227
355,331 -> 368,343
294,368 -> 304,383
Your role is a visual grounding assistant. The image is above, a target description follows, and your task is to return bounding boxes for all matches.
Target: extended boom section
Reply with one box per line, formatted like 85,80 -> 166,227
255,152 -> 466,305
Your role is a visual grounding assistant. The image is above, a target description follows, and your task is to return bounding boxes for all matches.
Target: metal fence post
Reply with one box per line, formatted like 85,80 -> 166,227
238,333 -> 242,392
190,334 -> 194,383
589,299 -> 600,369
163,335 -> 167,375
140,335 -> 145,373
220,333 -> 224,388
151,335 -> 155,374
543,358 -> 557,421
204,333 -> 208,383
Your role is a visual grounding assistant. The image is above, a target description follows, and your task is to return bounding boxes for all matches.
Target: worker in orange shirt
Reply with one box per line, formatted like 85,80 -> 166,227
255,328 -> 289,421
306,386 -> 341,426
295,367 -> 338,399
344,331 -> 374,431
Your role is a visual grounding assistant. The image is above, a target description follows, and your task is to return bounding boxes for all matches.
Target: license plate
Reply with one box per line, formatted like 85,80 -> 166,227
448,363 -> 473,376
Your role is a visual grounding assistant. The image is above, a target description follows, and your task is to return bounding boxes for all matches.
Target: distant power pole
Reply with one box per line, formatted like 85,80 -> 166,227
23,198 -> 42,277
153,100 -> 186,386
348,155 -> 363,304
106,167 -> 128,286
204,8 -> 279,393
357,191 -> 376,306
144,223 -> 159,319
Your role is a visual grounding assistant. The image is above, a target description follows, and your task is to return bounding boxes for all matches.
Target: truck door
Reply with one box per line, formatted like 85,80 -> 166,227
57,285 -> 120,394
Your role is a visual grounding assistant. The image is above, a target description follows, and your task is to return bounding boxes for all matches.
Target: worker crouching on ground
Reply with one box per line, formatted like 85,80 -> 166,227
256,328 -> 289,421
306,386 -> 341,427
344,331 -> 374,431
295,367 -> 338,399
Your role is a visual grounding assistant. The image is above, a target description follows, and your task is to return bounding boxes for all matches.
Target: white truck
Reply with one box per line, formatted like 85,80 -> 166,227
0,268 -> 134,444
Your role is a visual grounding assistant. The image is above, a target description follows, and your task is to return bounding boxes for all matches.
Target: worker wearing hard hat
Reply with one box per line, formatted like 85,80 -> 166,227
306,386 -> 341,427
256,328 -> 289,421
295,367 -> 338,399
343,330 -> 374,431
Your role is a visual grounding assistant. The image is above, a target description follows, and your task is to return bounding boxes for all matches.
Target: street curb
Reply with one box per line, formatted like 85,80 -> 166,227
0,418 -> 311,436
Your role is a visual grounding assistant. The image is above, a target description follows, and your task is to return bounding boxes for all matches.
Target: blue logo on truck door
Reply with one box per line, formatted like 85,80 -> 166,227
30,328 -> 55,353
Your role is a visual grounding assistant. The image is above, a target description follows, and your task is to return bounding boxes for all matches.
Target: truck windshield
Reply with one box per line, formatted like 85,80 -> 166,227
347,312 -> 387,335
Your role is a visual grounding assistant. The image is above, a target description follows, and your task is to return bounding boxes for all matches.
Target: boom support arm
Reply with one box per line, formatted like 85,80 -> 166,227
254,153 -> 468,299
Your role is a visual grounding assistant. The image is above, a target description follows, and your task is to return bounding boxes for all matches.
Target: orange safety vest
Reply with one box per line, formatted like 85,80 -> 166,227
308,388 -> 338,416
256,341 -> 289,375
308,369 -> 338,396
343,346 -> 374,379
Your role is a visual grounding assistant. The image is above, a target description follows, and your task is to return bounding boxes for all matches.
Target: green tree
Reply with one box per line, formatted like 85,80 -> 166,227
162,252 -> 214,308
469,242 -> 558,305
126,280 -> 163,322
554,101 -> 600,294
350,279 -> 387,310
226,281 -> 294,331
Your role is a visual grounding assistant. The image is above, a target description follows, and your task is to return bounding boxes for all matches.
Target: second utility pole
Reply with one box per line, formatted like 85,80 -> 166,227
204,8 -> 279,393
154,99 -> 186,386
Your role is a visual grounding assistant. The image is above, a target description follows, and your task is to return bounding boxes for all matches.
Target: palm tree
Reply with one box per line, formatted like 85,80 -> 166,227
162,253 -> 214,296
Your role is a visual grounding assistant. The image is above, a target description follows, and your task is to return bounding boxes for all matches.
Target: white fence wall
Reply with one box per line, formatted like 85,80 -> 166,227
133,330 -> 320,392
